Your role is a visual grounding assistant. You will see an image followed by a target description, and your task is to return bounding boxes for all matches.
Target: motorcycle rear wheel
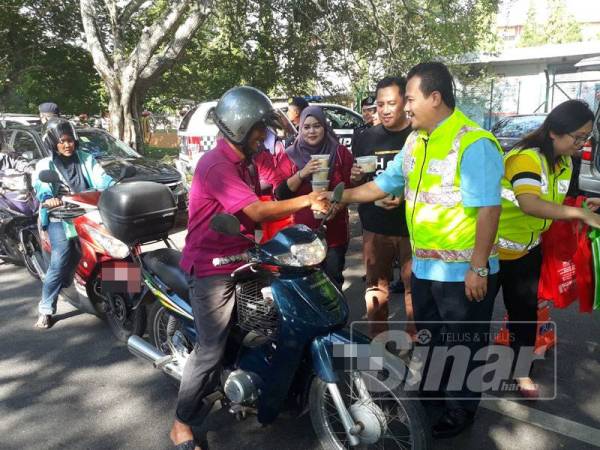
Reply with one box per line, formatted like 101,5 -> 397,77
147,301 -> 189,384
105,293 -> 146,342
309,370 -> 431,450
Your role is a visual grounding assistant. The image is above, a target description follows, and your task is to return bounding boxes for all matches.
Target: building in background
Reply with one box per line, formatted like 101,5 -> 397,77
497,0 -> 600,48
457,0 -> 600,128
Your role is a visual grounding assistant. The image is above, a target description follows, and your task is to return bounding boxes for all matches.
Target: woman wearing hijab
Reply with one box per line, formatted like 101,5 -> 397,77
274,106 -> 353,288
32,118 -> 114,329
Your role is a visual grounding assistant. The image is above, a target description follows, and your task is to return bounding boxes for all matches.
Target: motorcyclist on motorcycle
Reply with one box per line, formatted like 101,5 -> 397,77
32,118 -> 114,329
169,86 -> 329,450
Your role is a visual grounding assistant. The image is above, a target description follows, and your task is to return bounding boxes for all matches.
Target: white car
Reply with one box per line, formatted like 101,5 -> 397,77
175,100 -> 363,183
0,114 -> 41,127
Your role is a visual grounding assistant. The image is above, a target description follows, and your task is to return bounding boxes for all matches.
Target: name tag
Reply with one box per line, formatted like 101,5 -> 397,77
557,179 -> 570,194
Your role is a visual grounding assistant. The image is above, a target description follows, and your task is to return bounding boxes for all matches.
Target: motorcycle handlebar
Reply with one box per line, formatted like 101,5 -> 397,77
212,252 -> 249,267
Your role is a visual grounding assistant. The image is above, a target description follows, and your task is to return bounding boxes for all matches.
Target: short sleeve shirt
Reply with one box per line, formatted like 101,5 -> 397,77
375,137 -> 503,282
180,138 -> 260,277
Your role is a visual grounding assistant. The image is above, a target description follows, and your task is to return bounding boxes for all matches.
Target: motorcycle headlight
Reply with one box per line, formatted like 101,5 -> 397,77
273,237 -> 327,267
84,224 -> 130,259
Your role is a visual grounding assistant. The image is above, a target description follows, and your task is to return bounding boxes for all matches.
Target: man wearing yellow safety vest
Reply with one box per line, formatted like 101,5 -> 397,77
335,62 -> 504,439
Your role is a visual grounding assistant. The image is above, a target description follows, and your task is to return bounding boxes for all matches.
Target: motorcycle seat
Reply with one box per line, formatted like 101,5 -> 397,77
142,248 -> 189,302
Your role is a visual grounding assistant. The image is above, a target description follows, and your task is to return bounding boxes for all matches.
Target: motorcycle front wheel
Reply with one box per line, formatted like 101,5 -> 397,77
21,229 -> 42,279
309,370 -> 431,450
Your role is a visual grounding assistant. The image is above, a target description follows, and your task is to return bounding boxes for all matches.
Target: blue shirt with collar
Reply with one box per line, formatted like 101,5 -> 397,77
373,124 -> 504,282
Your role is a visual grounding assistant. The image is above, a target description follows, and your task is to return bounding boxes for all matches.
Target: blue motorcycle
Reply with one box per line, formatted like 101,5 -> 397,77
128,184 -> 430,449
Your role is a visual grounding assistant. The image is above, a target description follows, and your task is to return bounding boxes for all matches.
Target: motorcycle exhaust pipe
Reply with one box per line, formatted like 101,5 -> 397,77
127,335 -> 183,381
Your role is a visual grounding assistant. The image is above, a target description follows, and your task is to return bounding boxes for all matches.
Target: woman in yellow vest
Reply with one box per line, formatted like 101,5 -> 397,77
497,100 -> 600,397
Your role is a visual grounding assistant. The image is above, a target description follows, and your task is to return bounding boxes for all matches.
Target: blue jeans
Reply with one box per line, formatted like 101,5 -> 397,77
38,221 -> 80,315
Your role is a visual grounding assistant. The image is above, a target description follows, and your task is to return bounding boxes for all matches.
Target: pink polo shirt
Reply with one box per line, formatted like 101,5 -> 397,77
181,138 -> 260,277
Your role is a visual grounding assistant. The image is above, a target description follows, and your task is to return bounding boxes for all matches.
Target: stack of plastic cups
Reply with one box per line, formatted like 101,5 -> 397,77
310,155 -> 329,219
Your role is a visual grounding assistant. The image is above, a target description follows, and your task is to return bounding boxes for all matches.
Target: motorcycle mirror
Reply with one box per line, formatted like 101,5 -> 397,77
331,182 -> 345,204
210,214 -> 242,237
38,170 -> 60,184
317,182 -> 345,233
115,164 -> 136,183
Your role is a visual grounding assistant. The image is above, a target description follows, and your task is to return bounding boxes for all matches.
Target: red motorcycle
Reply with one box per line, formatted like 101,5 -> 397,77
34,167 -> 175,341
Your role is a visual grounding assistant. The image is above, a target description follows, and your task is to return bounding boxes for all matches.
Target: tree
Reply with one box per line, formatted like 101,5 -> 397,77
518,0 -> 582,47
0,0 -> 101,114
79,0 -> 212,151
146,0 -> 500,108
297,0 -> 500,96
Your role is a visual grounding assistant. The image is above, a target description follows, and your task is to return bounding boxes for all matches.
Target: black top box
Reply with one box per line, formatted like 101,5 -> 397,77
98,181 -> 177,245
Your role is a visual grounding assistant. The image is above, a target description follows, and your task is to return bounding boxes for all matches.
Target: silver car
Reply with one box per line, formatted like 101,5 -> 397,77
576,103 -> 599,195
575,56 -> 600,195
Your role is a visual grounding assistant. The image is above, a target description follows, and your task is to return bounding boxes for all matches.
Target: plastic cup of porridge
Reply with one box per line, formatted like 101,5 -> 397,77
311,181 -> 329,219
310,154 -> 329,169
312,168 -> 329,183
355,155 -> 377,174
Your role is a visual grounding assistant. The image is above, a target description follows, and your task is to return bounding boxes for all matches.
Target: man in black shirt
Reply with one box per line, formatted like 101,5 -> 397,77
352,76 -> 413,338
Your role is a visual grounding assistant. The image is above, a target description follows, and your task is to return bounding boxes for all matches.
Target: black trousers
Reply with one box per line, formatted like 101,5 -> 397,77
176,274 -> 236,425
498,245 -> 542,375
411,273 -> 497,414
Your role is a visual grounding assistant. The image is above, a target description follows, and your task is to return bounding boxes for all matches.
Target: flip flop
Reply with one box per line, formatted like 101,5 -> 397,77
174,440 -> 197,450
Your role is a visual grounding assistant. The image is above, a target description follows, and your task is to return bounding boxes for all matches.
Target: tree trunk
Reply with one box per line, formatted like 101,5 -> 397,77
80,0 -> 211,153
106,81 -> 144,153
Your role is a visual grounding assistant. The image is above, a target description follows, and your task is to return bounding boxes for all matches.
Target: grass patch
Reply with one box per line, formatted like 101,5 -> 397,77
143,145 -> 179,164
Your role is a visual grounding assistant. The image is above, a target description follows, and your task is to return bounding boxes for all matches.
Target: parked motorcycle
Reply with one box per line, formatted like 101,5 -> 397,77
0,169 -> 41,278
128,184 -> 431,449
34,167 -> 178,341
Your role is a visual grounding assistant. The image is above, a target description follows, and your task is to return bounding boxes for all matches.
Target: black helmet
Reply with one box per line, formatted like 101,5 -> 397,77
213,86 -> 295,146
43,118 -> 79,154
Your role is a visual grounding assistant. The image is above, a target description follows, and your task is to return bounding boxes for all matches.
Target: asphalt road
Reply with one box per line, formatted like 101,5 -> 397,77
1,223 -> 600,450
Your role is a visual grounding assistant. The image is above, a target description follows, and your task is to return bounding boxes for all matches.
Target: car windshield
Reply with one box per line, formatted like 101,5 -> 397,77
492,116 -> 545,139
77,130 -> 140,159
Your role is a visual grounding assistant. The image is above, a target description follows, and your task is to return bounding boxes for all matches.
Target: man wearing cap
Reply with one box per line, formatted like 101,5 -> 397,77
286,96 -> 309,128
38,102 -> 60,125
352,96 -> 377,139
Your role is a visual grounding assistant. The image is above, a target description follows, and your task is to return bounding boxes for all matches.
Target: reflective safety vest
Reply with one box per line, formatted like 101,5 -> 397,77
402,108 -> 502,262
498,148 -> 572,255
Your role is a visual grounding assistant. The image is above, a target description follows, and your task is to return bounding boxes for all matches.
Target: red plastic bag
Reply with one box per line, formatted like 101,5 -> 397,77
573,221 -> 594,313
538,196 -> 593,310
258,195 -> 293,243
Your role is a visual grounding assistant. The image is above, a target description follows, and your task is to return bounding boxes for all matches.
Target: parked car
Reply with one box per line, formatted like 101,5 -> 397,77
3,124 -> 188,215
575,56 -> 600,196
0,113 -> 42,127
490,114 -> 547,152
175,100 -> 363,183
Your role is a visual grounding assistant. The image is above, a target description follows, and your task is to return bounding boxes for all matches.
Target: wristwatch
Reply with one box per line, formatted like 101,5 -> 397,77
470,266 -> 489,277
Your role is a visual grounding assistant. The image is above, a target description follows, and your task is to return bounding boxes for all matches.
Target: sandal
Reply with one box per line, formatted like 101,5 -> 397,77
34,314 -> 52,329
174,440 -> 199,450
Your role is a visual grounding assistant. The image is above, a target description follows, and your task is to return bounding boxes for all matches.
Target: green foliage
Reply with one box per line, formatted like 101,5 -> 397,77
2,0 -> 501,115
0,0 -> 102,114
518,0 -> 582,47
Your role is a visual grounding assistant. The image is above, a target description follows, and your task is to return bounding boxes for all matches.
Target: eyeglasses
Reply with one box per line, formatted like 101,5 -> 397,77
568,132 -> 592,145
